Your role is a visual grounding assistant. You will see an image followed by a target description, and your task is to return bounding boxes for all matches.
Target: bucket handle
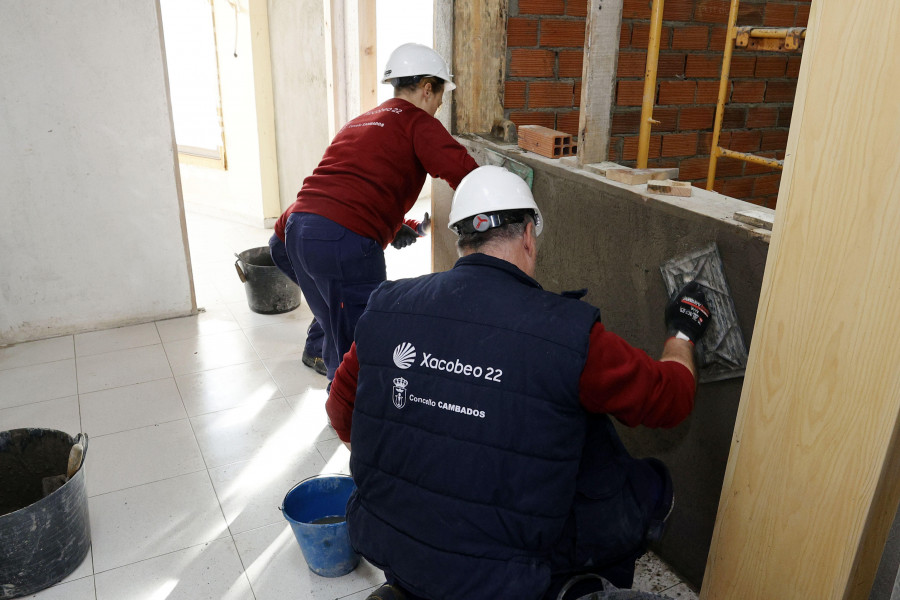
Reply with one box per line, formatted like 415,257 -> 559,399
234,253 -> 247,283
278,472 -> 353,514
68,432 -> 88,478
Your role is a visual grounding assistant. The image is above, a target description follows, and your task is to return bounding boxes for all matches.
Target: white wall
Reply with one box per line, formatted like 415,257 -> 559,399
0,1 -> 194,345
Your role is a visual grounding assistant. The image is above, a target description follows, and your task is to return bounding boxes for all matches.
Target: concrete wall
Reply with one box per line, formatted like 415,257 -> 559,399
177,0 -> 281,226
268,0 -> 335,215
0,1 -> 194,345
434,136 -> 771,586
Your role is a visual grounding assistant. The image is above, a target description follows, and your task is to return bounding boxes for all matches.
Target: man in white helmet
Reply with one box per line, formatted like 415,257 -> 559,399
327,166 -> 712,600
269,43 -> 477,380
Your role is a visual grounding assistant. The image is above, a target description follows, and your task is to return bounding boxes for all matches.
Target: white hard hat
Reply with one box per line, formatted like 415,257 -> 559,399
382,43 -> 457,92
448,165 -> 543,236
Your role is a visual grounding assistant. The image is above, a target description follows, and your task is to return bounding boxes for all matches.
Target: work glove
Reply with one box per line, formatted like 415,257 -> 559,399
391,224 -> 419,249
665,281 -> 712,345
416,212 -> 432,236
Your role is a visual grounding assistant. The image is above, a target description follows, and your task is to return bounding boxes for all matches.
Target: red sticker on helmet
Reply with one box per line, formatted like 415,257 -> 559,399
473,214 -> 490,232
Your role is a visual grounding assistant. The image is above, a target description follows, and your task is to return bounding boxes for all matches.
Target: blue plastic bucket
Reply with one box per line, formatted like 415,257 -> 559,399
280,474 -> 360,577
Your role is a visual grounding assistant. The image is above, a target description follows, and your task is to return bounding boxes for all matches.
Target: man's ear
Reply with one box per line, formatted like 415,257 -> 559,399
523,221 -> 537,252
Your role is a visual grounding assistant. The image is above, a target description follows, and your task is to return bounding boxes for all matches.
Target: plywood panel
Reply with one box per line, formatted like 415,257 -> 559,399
700,1 -> 900,598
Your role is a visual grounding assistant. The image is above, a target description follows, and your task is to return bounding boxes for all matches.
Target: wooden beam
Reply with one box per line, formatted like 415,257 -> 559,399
701,1 -> 900,598
451,0 -> 507,134
358,0 -> 377,113
577,0 -> 624,166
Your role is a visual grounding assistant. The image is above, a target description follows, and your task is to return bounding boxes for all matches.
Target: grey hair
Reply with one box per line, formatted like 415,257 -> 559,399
456,213 -> 534,255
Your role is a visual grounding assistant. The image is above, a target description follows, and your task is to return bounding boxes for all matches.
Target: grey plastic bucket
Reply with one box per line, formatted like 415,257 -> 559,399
234,247 -> 301,314
0,429 -> 90,599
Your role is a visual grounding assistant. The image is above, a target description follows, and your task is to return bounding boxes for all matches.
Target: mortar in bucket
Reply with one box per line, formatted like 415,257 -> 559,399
281,474 -> 360,577
234,247 -> 301,314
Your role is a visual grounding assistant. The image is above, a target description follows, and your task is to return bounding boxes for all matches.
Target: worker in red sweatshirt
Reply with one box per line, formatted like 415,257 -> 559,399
269,43 -> 478,381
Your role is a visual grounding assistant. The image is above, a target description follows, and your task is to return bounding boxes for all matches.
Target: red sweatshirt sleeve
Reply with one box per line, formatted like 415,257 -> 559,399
411,116 -> 479,189
326,342 -> 360,443
579,322 -> 696,428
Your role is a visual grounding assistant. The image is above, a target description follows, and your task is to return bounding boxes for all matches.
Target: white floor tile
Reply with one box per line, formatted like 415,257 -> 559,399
243,320 -> 309,360
233,522 -> 384,600
0,395 -> 81,434
262,352 -> 326,397
94,538 -> 253,600
74,323 -> 161,358
28,575 -> 96,599
60,548 -> 94,584
209,447 -> 327,535
175,361 -> 281,417
190,397 -> 314,469
163,330 -> 258,377
79,379 -> 187,436
75,345 -> 172,394
85,419 -> 205,496
89,470 -> 229,573
0,336 -> 74,371
226,300 -> 313,330
0,359 -> 77,410
284,387 -> 338,444
315,437 -> 352,476
154,306 -> 240,343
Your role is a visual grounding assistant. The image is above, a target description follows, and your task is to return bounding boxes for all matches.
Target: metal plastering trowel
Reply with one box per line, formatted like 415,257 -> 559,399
660,243 -> 748,383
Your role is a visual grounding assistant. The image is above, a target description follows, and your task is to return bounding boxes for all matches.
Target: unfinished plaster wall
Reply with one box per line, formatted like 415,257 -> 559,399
0,1 -> 194,345
434,136 -> 769,586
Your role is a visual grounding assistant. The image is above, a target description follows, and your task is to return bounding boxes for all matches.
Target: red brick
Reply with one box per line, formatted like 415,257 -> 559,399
509,49 -> 556,77
658,80 -> 696,104
746,107 -> 778,128
708,154 -> 746,177
663,0 -> 694,21
519,0 -> 565,16
764,3 -> 796,26
678,157 -> 714,180
755,56 -> 788,77
695,0 -> 731,24
744,152 -> 780,175
765,80 -> 797,102
723,107 -> 747,129
778,106 -> 794,127
616,80 -> 646,106
786,56 -> 802,78
761,129 -> 790,151
611,110 -> 642,135
652,108 -> 679,132
529,81 -> 576,107
678,106 -> 716,130
623,135 -> 662,160
696,81 -> 721,103
658,54 -> 687,78
685,55 -> 722,78
731,80 -> 766,102
557,110 -> 581,135
623,0 -> 652,19
608,137 -> 623,162
574,80 -> 582,99
620,23 -> 632,48
504,81 -> 527,109
731,56 -> 757,77
672,26 -> 709,50
722,177 -> 756,199
540,19 -> 586,47
700,131 -> 729,154
753,173 -> 783,196
507,18 -> 539,47
631,23 -> 672,50
796,4 -> 810,27
709,26 -> 727,50
566,0 -> 589,17
559,50 -> 584,77
729,130 -> 762,152
509,111 -> 557,129
737,2 -> 764,25
618,52 -> 648,78
662,132 -> 699,157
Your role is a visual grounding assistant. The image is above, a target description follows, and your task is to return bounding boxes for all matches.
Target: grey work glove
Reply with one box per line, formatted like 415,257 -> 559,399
391,224 -> 419,249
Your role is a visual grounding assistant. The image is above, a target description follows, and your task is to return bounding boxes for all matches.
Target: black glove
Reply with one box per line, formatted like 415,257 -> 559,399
391,224 -> 419,249
416,212 -> 432,236
665,281 -> 712,344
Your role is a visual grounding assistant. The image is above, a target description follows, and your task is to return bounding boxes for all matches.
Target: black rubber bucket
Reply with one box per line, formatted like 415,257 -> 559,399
234,247 -> 302,314
0,429 -> 90,599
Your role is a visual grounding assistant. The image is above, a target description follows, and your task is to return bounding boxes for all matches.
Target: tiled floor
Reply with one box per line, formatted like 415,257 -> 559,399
1,201 -> 697,599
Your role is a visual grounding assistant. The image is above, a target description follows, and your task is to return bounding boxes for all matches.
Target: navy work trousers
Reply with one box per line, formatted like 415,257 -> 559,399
280,212 -> 386,379
269,234 -> 325,358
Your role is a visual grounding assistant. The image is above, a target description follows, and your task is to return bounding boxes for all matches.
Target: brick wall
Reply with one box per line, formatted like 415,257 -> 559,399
503,0 -> 811,208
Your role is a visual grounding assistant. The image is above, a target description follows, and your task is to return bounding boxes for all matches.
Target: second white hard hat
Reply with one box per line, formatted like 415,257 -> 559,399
448,165 -> 543,236
382,43 -> 457,92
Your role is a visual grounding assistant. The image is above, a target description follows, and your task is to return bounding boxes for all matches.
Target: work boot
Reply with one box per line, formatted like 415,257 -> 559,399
365,583 -> 407,600
301,350 -> 327,376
